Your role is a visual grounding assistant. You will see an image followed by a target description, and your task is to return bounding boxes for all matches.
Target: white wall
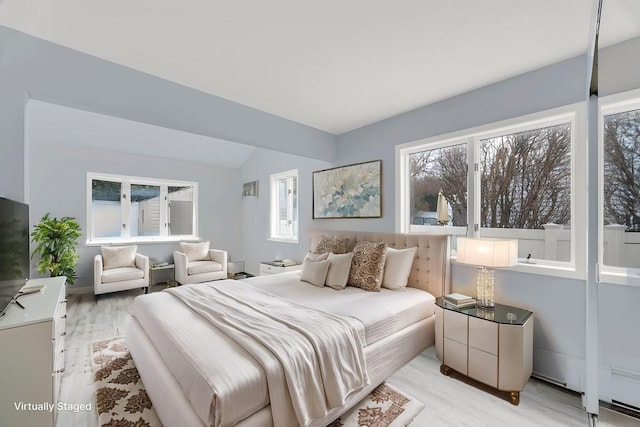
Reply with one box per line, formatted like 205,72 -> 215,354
595,35 -> 640,408
239,148 -> 331,275
28,140 -> 240,289
331,54 -> 590,392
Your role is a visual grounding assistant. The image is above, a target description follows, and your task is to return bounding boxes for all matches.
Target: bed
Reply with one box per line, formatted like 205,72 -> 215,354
126,230 -> 450,427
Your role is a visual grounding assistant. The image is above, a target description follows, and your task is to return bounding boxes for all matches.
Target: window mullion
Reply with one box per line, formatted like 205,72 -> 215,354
122,181 -> 131,239
469,136 -> 480,238
160,186 -> 168,237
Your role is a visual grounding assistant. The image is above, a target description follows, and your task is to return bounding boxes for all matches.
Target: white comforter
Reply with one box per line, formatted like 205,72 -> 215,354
162,280 -> 369,427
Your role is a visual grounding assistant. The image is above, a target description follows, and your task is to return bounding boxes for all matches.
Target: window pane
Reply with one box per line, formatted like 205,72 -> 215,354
409,143 -> 468,227
292,176 -> 298,238
277,178 -> 289,236
479,123 -> 571,262
603,109 -> 640,268
91,179 -> 121,238
168,186 -> 194,236
131,184 -> 160,237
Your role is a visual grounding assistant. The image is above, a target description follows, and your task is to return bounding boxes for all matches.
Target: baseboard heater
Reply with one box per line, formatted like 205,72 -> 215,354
532,371 -> 567,388
611,400 -> 640,417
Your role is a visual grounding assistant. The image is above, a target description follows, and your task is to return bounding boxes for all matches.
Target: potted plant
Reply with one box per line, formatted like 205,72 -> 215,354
31,213 -> 82,284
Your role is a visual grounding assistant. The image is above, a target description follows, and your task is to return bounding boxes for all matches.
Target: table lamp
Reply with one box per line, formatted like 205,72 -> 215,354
456,237 -> 518,307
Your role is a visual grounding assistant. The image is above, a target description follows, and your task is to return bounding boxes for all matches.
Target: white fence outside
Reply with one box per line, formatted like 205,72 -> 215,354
413,223 -> 639,268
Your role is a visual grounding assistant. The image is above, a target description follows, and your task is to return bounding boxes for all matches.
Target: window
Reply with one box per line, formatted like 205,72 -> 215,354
405,142 -> 468,246
87,173 -> 197,244
599,90 -> 640,285
478,122 -> 572,263
398,104 -> 585,278
270,169 -> 298,242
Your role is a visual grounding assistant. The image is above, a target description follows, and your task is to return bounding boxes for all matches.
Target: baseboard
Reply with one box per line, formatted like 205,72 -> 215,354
533,348 -> 584,392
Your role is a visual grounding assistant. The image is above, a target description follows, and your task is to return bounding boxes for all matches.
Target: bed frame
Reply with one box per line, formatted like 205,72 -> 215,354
126,231 -> 450,426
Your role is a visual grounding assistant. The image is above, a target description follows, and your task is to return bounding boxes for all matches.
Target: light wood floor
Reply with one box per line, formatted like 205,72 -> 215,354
58,286 -> 640,427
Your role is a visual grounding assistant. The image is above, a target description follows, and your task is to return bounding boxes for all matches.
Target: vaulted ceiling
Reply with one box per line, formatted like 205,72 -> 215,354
1,1 -> 639,134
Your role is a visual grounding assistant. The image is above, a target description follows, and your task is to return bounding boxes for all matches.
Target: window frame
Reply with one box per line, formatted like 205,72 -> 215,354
86,172 -> 198,245
397,103 -> 587,280
598,88 -> 640,286
269,169 -> 299,243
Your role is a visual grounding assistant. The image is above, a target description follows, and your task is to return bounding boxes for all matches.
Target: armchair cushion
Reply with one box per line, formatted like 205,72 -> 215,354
101,267 -> 145,283
187,260 -> 223,275
101,245 -> 138,270
180,241 -> 210,262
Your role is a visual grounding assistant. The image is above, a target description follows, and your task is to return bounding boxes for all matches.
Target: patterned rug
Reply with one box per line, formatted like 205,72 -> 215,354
92,337 -> 424,427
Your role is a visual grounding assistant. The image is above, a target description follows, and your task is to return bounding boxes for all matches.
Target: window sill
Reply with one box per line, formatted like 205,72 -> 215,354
86,236 -> 201,246
452,258 -> 585,281
599,270 -> 640,287
268,237 -> 299,244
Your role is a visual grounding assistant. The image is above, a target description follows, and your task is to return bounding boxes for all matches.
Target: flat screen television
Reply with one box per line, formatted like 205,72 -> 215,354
0,197 -> 30,316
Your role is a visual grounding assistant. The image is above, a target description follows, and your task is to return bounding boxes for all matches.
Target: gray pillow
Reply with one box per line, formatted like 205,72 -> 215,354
300,258 -> 330,287
325,252 -> 354,290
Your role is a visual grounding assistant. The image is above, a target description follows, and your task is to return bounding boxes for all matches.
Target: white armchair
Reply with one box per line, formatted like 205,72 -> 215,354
94,245 -> 149,295
174,241 -> 227,285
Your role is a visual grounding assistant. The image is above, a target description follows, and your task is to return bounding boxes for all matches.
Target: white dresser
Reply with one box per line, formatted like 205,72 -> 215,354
259,261 -> 302,276
0,277 -> 67,427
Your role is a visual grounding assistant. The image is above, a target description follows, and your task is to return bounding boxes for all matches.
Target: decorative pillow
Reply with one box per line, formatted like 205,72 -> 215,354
348,241 -> 387,292
180,241 -> 210,262
304,251 -> 329,262
315,235 -> 353,255
382,247 -> 417,290
325,252 -> 354,290
101,245 -> 137,270
300,258 -> 330,287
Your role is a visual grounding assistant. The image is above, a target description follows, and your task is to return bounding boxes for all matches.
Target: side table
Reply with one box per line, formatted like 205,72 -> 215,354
149,263 -> 176,288
435,296 -> 533,405
259,261 -> 302,275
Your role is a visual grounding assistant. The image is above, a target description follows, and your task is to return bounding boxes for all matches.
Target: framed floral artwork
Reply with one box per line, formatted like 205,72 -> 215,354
313,160 -> 382,218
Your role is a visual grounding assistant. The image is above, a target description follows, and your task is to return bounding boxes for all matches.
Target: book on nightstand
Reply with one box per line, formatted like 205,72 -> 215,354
444,293 -> 475,308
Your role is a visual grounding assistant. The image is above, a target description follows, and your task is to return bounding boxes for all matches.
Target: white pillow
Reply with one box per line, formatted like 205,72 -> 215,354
300,258 -> 330,287
101,245 -> 137,270
180,241 -> 210,262
304,251 -> 329,262
325,252 -> 354,290
382,247 -> 417,290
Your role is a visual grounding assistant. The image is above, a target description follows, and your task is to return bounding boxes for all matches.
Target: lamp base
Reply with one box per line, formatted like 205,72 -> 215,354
476,266 -> 495,308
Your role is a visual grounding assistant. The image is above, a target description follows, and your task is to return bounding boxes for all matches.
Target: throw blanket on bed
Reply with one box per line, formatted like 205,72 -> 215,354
165,280 -> 369,427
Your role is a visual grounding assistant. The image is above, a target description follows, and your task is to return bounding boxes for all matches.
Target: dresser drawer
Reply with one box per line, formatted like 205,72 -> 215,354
469,316 -> 498,355
444,309 -> 468,345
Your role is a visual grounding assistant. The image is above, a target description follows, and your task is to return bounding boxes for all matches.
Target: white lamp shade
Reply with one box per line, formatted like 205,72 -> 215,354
456,238 -> 518,267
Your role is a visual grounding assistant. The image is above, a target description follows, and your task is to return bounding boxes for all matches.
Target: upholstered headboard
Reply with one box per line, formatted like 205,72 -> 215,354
308,230 -> 451,297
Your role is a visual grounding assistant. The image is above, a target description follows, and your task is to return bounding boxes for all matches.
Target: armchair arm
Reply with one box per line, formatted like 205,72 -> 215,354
209,249 -> 228,276
94,254 -> 103,290
173,251 -> 188,285
135,253 -> 150,282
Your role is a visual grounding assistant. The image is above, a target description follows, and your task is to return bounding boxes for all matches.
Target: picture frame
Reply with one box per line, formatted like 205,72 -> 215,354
312,160 -> 382,218
242,180 -> 258,198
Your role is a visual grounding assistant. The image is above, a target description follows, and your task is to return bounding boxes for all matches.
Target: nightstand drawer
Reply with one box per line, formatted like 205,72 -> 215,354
260,263 -> 284,275
259,262 -> 301,276
444,337 -> 468,375
469,347 -> 498,388
469,316 -> 498,355
444,309 -> 468,345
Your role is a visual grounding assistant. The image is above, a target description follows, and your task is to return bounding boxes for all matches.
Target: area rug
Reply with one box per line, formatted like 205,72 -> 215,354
91,337 -> 161,427
92,337 -> 424,427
